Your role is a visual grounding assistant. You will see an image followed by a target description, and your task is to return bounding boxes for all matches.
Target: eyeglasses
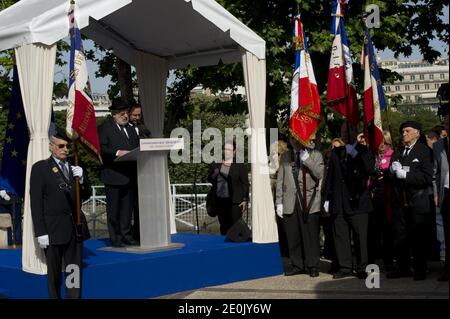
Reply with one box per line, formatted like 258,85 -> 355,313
52,143 -> 69,149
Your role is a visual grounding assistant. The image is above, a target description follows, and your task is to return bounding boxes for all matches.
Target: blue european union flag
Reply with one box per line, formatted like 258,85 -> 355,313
0,65 -> 30,198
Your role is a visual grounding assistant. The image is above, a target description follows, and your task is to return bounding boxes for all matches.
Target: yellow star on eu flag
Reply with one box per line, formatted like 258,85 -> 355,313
7,123 -> 15,130
6,136 -> 13,144
16,112 -> 22,119
11,150 -> 18,157
22,159 -> 27,166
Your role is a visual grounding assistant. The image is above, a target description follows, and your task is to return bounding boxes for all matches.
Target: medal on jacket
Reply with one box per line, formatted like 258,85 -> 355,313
52,167 -> 59,174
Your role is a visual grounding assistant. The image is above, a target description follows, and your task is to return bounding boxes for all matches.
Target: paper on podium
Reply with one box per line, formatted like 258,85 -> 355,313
114,138 -> 183,162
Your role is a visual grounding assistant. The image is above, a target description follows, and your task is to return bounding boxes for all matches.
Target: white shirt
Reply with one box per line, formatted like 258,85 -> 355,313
128,123 -> 139,136
403,140 -> 417,157
52,156 -> 69,173
116,123 -> 129,138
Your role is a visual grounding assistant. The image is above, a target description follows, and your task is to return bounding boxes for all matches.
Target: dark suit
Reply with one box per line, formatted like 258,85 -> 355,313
325,144 -> 375,274
30,157 -> 89,299
129,122 -> 152,139
207,162 -> 249,235
98,119 -> 139,245
391,141 -> 433,275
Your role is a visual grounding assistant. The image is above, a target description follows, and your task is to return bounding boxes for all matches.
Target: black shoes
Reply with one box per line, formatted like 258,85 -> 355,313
123,238 -> 139,246
332,271 -> 353,279
284,268 -> 306,276
309,268 -> 320,278
111,238 -> 140,247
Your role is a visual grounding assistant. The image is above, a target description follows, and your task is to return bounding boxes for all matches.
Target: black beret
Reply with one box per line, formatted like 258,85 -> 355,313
52,127 -> 71,143
399,120 -> 422,133
109,97 -> 129,111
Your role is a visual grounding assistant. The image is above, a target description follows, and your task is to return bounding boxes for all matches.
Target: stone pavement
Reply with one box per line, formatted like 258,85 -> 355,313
159,261 -> 449,299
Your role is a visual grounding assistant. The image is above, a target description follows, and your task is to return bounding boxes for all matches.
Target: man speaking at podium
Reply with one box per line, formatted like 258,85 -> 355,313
98,98 -> 139,247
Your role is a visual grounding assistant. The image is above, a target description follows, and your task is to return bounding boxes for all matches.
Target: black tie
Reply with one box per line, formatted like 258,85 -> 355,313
403,146 -> 410,158
120,125 -> 129,139
60,161 -> 69,180
296,151 -> 302,170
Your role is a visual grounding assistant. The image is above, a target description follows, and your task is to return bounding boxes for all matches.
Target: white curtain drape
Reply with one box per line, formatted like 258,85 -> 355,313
134,51 -> 176,234
15,43 -> 56,274
242,51 -> 278,243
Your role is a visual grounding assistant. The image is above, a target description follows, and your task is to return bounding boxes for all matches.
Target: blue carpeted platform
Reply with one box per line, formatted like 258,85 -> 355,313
0,233 -> 282,299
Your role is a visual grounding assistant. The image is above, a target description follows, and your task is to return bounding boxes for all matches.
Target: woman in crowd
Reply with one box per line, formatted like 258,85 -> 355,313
207,140 -> 249,235
368,131 -> 396,270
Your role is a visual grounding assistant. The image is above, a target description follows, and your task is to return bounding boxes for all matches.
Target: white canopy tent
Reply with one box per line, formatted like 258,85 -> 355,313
0,0 -> 277,275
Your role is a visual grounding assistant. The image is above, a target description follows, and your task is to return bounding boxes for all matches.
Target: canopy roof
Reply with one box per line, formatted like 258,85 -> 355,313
0,0 -> 265,68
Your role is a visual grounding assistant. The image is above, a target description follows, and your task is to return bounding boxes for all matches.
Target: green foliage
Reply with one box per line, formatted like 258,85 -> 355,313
168,95 -> 248,186
382,104 -> 441,146
166,0 -> 448,132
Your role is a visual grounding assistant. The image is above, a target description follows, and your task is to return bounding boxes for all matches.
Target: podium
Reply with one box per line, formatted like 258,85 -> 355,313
114,138 -> 184,253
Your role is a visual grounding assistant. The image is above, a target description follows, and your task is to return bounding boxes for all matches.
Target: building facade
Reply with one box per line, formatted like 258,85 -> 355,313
381,58 -> 449,111
52,93 -> 111,117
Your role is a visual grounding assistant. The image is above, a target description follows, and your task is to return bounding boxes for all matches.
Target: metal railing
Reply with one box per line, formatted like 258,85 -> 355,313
82,183 -> 252,239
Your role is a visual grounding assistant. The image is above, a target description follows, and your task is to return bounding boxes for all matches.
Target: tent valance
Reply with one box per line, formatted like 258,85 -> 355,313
0,0 -> 265,68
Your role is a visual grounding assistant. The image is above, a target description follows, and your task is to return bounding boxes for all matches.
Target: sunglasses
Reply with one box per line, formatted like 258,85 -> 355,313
52,143 -> 70,149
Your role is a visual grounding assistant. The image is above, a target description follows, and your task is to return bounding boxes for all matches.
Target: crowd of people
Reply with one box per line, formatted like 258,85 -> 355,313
271,113 -> 449,282
24,94 -> 448,298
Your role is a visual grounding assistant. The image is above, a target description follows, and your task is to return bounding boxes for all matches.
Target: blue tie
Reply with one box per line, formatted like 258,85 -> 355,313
60,161 -> 69,180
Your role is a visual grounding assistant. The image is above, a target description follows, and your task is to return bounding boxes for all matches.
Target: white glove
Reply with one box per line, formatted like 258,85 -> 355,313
345,144 -> 358,158
276,204 -> 284,218
0,190 -> 11,201
323,200 -> 330,213
71,166 -> 84,184
390,161 -> 402,173
395,168 -> 407,179
37,235 -> 49,249
299,149 -> 310,161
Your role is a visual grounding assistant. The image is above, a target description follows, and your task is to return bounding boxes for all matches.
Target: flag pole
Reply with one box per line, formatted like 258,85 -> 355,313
73,141 -> 81,227
339,19 -> 352,144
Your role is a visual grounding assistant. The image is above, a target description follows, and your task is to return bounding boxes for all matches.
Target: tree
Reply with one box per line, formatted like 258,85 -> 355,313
81,1 -> 448,138
168,94 -> 248,184
165,0 -> 449,134
84,45 -> 137,103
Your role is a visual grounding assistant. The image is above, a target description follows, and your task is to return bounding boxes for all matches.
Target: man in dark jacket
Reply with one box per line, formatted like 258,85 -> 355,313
388,121 -> 433,280
98,98 -> 139,247
128,104 -> 152,138
324,134 -> 375,279
30,128 -> 90,299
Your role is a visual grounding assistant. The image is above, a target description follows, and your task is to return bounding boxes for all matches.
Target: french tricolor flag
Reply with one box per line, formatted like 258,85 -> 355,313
290,15 -> 321,146
326,0 -> 359,127
362,28 -> 385,153
67,2 -> 101,161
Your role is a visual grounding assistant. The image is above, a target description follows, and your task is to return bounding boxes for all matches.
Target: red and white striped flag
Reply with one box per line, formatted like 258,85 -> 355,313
326,0 -> 359,127
362,28 -> 384,153
67,2 -> 101,161
290,15 -> 321,146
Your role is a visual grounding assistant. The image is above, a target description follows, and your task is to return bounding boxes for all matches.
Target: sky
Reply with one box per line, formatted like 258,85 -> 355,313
55,6 -> 449,95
